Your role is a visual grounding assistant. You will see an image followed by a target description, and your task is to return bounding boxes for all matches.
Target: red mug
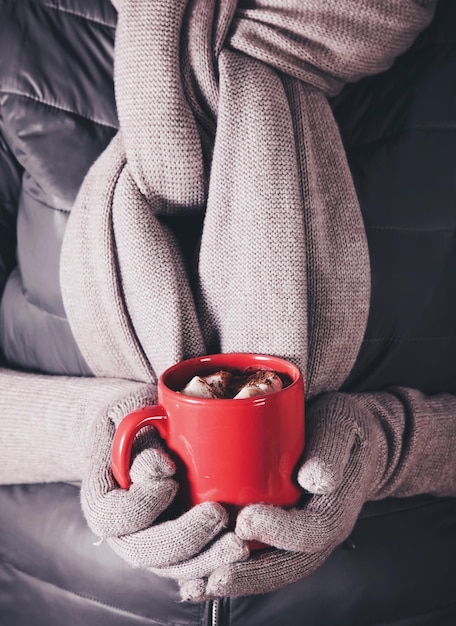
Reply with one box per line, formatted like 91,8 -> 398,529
112,353 -> 305,518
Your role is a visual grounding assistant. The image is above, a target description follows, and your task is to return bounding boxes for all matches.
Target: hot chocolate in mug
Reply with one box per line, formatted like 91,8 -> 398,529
112,353 -> 305,518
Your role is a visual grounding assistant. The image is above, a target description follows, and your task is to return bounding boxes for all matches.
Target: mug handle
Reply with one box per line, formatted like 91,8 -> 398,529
111,405 -> 168,489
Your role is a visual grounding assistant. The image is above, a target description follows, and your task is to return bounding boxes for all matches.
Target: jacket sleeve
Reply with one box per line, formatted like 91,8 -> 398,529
0,125 -> 20,316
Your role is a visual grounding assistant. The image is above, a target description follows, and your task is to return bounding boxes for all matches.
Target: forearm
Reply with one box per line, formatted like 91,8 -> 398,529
355,388 -> 456,500
0,367 -> 156,484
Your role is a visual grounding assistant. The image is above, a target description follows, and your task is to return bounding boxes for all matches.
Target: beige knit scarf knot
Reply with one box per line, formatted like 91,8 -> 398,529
60,0 -> 433,397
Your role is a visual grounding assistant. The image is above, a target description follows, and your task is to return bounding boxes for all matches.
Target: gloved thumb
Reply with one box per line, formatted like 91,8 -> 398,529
297,393 -> 356,494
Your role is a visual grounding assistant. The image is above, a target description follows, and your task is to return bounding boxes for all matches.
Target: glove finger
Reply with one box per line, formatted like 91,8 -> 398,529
153,532 -> 249,580
83,412 -> 178,537
82,474 -> 178,538
90,420 -> 173,484
130,446 -> 176,482
236,498 -> 354,554
237,433 -> 371,553
298,395 -> 356,494
108,501 -> 229,568
235,504 -> 321,552
179,547 -> 332,600
82,425 -> 177,537
179,578 -> 207,602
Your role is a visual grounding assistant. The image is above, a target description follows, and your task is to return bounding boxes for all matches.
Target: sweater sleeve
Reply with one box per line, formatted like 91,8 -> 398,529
0,367 -> 157,484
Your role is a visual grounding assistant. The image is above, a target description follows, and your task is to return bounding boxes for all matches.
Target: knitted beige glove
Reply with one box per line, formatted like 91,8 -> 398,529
81,404 -> 247,572
179,388 -> 456,599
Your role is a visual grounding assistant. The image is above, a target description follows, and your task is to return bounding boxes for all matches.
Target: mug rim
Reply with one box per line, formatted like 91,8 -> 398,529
159,352 -> 303,405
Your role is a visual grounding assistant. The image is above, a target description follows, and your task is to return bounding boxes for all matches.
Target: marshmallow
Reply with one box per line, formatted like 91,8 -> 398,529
203,371 -> 233,398
233,370 -> 283,399
180,376 -> 217,399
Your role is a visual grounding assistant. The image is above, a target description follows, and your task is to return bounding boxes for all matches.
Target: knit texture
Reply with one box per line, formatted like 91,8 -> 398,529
80,409 -> 244,570
60,0 -> 433,398
80,391 -> 248,576
180,386 -> 456,599
0,0 -> 441,592
0,367 -> 157,484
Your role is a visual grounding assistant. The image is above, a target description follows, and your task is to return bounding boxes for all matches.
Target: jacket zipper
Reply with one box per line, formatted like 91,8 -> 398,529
210,599 -> 222,626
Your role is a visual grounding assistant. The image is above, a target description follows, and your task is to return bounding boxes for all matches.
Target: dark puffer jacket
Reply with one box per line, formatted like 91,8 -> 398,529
1,1 -> 456,625
0,0 -> 113,375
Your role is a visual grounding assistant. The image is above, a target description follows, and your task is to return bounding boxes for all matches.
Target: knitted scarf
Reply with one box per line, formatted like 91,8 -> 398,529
60,0 -> 434,399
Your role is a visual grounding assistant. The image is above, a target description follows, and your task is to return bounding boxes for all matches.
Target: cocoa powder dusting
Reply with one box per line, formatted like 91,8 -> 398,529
196,368 -> 291,399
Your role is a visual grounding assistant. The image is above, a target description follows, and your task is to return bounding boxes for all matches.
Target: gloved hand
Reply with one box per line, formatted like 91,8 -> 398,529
81,390 -> 248,576
179,388 -> 456,599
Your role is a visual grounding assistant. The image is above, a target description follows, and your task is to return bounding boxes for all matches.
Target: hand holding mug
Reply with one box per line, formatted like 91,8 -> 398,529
83,353 -> 305,588
80,386 -> 238,577
112,353 -> 305,524
180,386 -> 456,600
